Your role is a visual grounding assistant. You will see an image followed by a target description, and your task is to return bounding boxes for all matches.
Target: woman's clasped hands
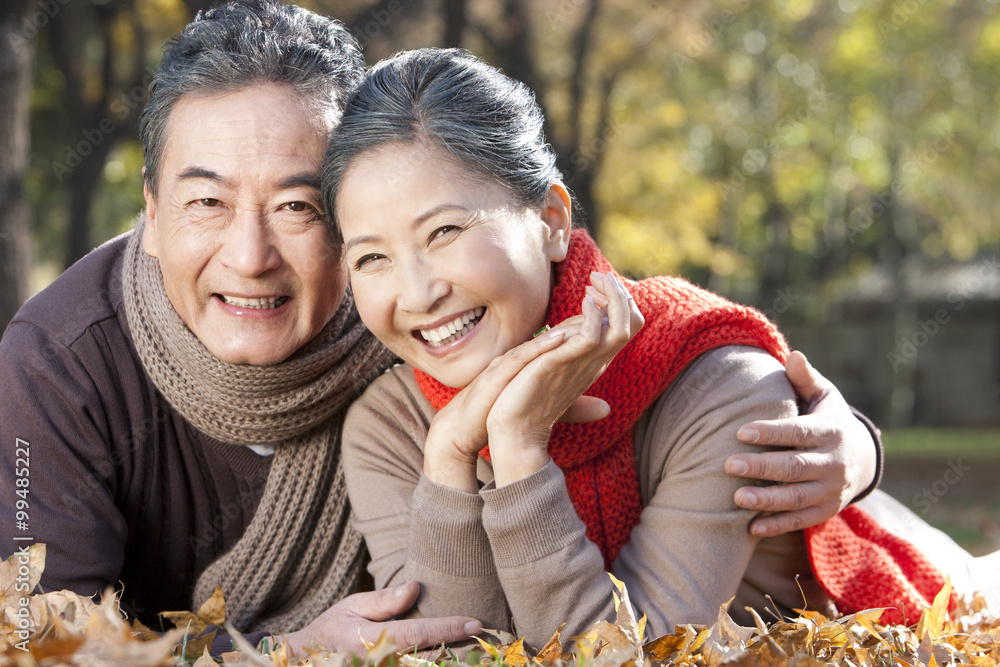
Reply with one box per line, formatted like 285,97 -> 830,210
422,271 -> 643,492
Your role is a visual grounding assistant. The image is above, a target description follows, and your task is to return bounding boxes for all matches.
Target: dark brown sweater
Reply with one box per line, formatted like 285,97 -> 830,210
0,232 -> 271,631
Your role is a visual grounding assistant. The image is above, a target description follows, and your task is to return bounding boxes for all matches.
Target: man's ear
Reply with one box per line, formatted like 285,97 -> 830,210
541,181 -> 573,263
142,167 -> 160,258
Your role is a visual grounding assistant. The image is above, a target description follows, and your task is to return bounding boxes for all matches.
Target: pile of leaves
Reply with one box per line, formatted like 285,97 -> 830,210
3,544 -> 999,667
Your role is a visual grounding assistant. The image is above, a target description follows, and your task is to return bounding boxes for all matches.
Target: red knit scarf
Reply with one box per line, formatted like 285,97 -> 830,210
413,230 -> 954,623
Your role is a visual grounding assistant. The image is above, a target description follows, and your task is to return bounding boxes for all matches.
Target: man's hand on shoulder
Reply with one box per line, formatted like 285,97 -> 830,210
724,350 -> 879,537
274,582 -> 482,655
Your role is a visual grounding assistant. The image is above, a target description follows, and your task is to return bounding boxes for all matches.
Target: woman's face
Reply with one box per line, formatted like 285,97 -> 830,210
336,142 -> 571,388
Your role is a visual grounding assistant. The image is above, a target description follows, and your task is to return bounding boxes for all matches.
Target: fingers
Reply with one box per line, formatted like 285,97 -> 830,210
586,272 -> 640,343
735,415 -> 838,448
733,479 -> 828,512
746,505 -> 833,537
784,350 -> 832,406
344,582 -> 421,622
600,272 -> 635,347
559,395 -> 611,423
465,328 -> 568,410
365,616 -> 483,652
725,449 -> 840,483
735,480 -> 842,535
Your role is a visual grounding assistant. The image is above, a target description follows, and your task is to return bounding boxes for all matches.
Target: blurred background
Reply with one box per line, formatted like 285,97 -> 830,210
1,0 -> 998,551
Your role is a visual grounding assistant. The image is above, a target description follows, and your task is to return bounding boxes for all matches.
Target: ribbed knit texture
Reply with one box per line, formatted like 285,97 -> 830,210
121,218 -> 396,633
414,230 -> 789,568
805,506 -> 956,625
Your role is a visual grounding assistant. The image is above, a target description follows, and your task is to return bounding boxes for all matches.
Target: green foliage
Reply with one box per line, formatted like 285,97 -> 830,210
594,0 -> 1000,302
882,428 -> 1000,458
25,0 -> 1000,306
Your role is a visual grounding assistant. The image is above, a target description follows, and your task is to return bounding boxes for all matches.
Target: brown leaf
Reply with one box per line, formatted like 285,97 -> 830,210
197,586 -> 227,627
192,646 -> 217,667
535,623 -> 567,664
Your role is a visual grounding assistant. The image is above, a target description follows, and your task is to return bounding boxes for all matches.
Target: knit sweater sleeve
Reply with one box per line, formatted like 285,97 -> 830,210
341,366 -> 511,631
479,346 -> 797,647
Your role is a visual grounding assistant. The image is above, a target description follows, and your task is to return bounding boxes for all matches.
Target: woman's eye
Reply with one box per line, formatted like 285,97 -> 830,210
430,225 -> 458,240
353,253 -> 385,270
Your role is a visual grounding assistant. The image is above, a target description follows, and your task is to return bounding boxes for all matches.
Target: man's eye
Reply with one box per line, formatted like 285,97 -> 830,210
196,198 -> 222,207
284,201 -> 315,213
353,253 -> 385,270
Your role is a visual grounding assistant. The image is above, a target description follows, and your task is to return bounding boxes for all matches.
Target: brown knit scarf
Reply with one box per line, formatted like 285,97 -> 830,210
121,217 -> 395,633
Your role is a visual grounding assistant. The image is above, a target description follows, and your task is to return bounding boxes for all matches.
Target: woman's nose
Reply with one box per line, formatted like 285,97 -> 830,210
397,257 -> 450,313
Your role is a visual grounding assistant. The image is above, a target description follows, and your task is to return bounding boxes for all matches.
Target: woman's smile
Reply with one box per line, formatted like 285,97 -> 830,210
414,307 -> 486,347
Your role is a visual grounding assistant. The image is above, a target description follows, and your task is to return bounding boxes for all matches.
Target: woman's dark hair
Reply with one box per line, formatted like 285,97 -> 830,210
140,0 -> 363,196
322,48 -> 565,244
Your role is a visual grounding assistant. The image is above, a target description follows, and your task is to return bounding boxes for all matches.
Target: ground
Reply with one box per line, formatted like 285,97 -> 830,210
880,429 -> 1000,557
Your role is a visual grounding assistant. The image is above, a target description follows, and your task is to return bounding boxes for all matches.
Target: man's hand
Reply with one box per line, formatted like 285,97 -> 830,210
725,350 -> 878,537
276,582 -> 482,655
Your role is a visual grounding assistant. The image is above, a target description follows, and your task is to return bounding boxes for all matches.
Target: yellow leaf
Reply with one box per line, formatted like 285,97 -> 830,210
501,637 -> 527,667
918,578 -> 953,640
535,623 -> 566,664
364,629 -> 398,663
853,608 -> 891,648
607,572 -> 643,657
474,635 -> 500,659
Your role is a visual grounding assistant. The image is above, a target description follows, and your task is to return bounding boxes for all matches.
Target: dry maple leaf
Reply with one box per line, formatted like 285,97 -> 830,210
7,544 -> 1000,667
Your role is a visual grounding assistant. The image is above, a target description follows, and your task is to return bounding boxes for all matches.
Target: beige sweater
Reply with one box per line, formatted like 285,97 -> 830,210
342,346 -> 835,647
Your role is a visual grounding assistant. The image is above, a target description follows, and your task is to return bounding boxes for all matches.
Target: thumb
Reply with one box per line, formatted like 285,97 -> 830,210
345,582 -> 420,622
559,396 -> 611,423
785,350 -> 828,405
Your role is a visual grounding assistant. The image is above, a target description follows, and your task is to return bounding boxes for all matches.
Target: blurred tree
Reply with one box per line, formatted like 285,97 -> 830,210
595,0 -> 999,306
18,0 -> 1000,325
41,0 -> 154,267
0,0 -> 35,333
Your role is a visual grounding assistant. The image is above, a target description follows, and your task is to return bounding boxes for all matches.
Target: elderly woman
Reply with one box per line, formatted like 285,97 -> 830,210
320,49 -> 993,648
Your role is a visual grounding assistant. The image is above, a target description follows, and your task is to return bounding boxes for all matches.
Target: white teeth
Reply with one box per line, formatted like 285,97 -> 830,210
221,295 -> 286,310
418,308 -> 484,347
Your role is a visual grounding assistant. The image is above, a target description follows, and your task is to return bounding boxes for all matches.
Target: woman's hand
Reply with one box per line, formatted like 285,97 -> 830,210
422,273 -> 643,492
724,350 -> 879,536
486,272 -> 643,487
423,327 -> 571,493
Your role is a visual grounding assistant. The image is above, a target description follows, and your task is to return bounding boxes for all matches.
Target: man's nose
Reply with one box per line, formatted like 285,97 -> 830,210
219,210 -> 282,277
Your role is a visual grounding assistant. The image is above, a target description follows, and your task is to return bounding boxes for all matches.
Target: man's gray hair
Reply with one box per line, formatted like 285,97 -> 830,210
321,48 -> 566,245
140,0 -> 363,195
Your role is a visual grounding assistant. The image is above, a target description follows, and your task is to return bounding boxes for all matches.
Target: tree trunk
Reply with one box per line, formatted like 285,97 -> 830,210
442,0 -> 467,47
65,117 -> 122,266
0,0 -> 36,334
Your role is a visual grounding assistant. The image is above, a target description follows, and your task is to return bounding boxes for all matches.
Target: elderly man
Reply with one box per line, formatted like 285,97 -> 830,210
0,0 -> 880,655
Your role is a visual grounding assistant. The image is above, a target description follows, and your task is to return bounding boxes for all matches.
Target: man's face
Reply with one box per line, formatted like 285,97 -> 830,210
143,83 -> 346,365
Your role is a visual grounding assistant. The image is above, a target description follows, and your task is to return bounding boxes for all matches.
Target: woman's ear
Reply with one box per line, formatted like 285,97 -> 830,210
541,181 -> 573,263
